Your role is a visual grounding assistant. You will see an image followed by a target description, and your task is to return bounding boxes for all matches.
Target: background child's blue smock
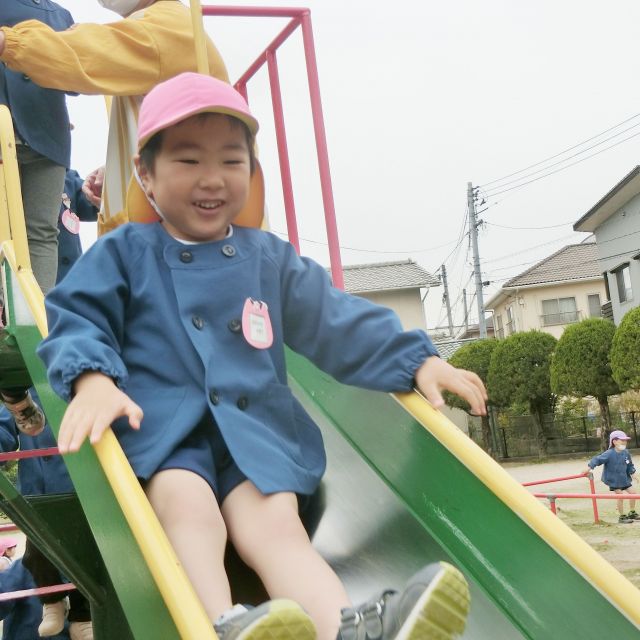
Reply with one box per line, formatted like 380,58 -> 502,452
588,448 -> 636,488
0,558 -> 69,640
38,224 -> 438,496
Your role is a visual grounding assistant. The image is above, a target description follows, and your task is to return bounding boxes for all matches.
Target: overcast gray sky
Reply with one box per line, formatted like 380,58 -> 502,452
60,0 -> 640,332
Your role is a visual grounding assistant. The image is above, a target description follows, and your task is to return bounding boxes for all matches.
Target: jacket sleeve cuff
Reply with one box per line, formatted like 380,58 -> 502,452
0,28 -> 19,63
59,362 -> 127,402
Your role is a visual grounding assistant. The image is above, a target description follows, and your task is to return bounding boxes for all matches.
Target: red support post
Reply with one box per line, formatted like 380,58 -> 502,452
548,496 -> 557,515
587,472 -> 600,523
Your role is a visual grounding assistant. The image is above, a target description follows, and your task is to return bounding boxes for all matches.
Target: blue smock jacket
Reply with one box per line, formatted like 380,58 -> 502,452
57,170 -> 98,283
588,448 -> 636,488
38,223 -> 438,495
0,0 -> 73,168
0,388 -> 73,495
0,559 -> 69,639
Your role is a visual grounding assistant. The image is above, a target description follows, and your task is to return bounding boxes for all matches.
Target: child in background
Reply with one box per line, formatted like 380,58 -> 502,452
0,0 -> 74,442
38,73 -> 483,640
0,537 -> 18,572
0,557 -> 70,640
587,429 -> 637,524
0,173 -> 97,638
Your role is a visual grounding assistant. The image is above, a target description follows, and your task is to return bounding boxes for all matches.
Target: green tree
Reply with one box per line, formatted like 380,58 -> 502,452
611,306 -> 640,391
487,331 -> 557,455
445,339 -> 498,457
550,318 -> 619,450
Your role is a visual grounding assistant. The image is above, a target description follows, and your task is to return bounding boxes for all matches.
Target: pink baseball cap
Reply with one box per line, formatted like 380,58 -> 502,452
137,72 -> 259,150
0,536 -> 18,555
609,429 -> 631,446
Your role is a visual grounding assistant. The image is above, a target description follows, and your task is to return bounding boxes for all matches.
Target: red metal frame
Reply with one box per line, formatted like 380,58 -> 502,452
521,471 -> 629,523
202,6 -> 344,289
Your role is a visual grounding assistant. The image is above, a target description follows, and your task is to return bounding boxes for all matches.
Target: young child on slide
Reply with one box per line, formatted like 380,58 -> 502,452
38,72 -> 486,640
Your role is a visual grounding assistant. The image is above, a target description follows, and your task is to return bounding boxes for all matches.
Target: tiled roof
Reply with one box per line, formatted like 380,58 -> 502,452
504,243 -> 600,288
337,260 -> 440,293
431,338 -> 479,361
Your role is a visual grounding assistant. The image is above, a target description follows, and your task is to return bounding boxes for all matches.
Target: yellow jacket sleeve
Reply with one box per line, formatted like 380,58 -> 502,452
0,1 -> 228,96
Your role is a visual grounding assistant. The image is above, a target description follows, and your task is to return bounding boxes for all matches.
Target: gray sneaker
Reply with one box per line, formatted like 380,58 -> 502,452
214,599 -> 316,640
338,562 -> 470,640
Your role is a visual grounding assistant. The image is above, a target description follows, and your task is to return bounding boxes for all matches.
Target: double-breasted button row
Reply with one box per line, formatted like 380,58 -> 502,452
208,389 -> 248,410
179,246 -> 236,263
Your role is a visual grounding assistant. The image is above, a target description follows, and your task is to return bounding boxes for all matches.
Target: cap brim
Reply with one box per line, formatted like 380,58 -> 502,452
138,106 -> 258,150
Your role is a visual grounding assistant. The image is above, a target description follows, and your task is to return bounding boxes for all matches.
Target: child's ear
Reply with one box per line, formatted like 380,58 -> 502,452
134,155 -> 153,196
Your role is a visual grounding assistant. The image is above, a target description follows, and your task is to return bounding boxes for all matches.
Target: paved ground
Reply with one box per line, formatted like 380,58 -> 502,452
503,451 -> 640,588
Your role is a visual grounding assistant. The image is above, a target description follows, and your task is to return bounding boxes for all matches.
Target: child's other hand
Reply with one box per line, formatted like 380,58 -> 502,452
58,371 -> 143,454
415,356 -> 487,416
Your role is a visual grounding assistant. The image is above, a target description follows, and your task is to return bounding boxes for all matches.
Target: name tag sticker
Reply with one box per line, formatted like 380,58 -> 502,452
61,209 -> 80,234
242,298 -> 273,349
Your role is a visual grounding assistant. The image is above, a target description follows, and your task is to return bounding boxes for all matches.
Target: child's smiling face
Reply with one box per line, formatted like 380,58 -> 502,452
137,113 -> 251,243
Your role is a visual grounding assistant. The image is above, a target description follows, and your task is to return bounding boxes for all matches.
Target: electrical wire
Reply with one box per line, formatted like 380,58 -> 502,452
479,111 -> 640,188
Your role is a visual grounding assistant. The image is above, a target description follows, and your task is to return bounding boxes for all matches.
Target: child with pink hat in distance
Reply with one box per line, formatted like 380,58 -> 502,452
586,429 -> 638,524
0,536 -> 19,572
37,72 -> 485,639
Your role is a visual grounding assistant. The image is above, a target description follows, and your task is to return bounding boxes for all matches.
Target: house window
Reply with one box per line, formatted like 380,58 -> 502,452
587,294 -> 601,318
541,297 -> 578,326
505,306 -> 515,335
613,264 -> 633,303
495,314 -> 504,339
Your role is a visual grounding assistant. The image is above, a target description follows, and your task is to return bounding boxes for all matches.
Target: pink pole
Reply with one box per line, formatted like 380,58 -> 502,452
587,473 -> 600,523
522,472 -> 589,487
0,447 -> 59,462
267,49 -> 300,252
549,496 -> 557,515
0,583 -> 76,603
300,12 -> 344,289
533,493 -> 640,499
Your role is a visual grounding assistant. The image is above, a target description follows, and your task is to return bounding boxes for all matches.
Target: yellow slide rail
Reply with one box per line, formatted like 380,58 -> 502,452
394,391 -> 640,629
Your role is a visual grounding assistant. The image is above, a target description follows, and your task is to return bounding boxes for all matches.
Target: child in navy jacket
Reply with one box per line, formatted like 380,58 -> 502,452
38,73 -> 485,640
587,429 -> 637,524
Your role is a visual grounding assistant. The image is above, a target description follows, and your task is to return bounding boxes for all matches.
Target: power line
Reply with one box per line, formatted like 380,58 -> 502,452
485,221 -> 575,231
482,120 -> 640,195
483,129 -> 640,198
479,111 -> 640,188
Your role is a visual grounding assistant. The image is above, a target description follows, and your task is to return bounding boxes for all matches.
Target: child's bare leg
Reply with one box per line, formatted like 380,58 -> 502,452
625,488 -> 636,512
222,481 -> 350,640
145,469 -> 232,622
615,489 -> 623,515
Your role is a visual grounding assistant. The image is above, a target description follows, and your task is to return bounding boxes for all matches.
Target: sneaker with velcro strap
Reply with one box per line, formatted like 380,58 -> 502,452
337,562 -> 470,640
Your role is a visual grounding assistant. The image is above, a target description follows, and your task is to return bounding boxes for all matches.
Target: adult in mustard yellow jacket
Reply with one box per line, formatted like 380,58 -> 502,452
0,1 -> 263,233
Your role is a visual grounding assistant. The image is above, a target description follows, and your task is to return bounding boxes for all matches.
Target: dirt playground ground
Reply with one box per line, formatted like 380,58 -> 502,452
504,451 -> 640,588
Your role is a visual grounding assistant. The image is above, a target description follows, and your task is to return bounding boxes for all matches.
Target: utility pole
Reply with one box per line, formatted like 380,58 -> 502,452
441,264 -> 454,337
467,182 -> 487,338
462,288 -> 469,334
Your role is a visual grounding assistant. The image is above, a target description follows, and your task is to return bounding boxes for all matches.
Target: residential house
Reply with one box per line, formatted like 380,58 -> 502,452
485,243 -> 606,339
573,165 -> 640,324
339,259 -> 440,331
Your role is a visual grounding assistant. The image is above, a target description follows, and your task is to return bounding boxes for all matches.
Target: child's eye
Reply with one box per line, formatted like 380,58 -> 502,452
224,159 -> 246,166
177,158 -> 198,165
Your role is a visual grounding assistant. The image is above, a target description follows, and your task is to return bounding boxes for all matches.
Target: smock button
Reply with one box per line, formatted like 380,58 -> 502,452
192,315 -> 204,330
237,396 -> 249,410
22,74 -> 30,81
221,244 -> 236,257
228,318 -> 242,333
209,389 -> 220,405
61,257 -> 70,265
180,250 -> 193,263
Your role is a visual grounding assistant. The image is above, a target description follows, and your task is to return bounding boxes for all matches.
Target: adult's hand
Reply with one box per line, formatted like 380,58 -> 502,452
82,166 -> 105,208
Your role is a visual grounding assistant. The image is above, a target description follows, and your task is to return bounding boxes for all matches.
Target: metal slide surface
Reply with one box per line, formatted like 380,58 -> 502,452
286,351 -> 640,640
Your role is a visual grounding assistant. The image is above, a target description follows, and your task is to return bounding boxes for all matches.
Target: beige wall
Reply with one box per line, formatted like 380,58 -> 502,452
357,289 -> 427,331
490,279 -> 607,339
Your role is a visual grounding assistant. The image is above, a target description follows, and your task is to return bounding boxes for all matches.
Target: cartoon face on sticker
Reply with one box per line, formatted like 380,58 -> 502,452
242,298 -> 274,349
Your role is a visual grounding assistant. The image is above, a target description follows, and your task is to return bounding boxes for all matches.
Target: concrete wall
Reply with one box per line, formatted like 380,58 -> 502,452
357,288 -> 427,331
